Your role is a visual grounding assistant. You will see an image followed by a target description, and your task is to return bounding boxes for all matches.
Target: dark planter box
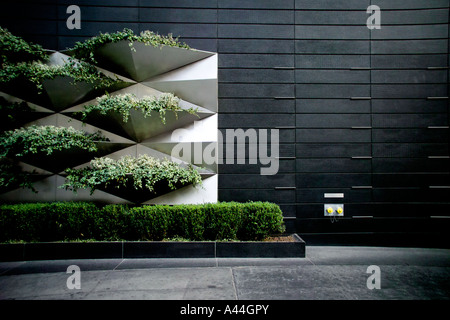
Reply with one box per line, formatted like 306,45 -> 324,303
123,241 -> 215,258
0,234 -> 305,261
24,242 -> 123,260
217,234 -> 306,258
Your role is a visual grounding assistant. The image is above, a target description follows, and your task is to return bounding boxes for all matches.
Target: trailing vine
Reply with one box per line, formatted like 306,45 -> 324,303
0,28 -> 120,193
0,125 -> 108,159
81,92 -> 198,123
0,28 -> 202,198
70,28 -> 190,64
0,27 -> 122,92
0,26 -> 48,63
0,59 -> 121,92
0,125 -> 107,192
61,154 -> 203,195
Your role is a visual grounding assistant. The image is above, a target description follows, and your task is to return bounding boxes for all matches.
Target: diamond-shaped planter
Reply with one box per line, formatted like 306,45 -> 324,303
0,75 -> 133,112
66,108 -> 212,143
68,41 -> 214,82
94,178 -> 196,204
17,142 -> 133,174
0,32 -> 218,205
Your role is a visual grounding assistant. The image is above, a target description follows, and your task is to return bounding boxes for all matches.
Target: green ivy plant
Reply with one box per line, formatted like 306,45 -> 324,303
0,26 -> 48,63
81,92 -> 198,123
70,28 -> 190,64
0,27 -> 122,92
61,154 -> 202,195
0,28 -> 201,199
0,125 -> 108,159
0,59 -> 121,92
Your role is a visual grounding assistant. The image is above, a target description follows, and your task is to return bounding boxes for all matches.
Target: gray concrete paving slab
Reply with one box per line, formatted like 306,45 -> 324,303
305,246 -> 450,266
0,266 -> 237,300
232,265 -> 450,300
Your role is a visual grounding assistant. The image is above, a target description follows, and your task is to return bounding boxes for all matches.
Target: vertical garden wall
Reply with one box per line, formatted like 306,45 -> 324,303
0,28 -> 218,205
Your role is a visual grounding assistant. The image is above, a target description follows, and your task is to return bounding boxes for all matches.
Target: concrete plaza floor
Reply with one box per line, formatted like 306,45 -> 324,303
0,246 -> 449,300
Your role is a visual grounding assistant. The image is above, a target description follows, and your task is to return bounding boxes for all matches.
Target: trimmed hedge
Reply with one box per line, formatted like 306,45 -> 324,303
0,202 -> 285,242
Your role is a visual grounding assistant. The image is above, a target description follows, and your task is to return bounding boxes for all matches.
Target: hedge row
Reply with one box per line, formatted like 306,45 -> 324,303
0,202 -> 285,242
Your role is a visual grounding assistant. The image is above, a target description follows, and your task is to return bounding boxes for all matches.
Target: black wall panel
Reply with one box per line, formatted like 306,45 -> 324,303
219,84 -> 295,99
219,113 -> 295,128
296,129 -> 371,143
219,25 -> 294,39
296,99 -> 371,113
295,0 -> 370,10
296,70 -> 370,84
219,10 -> 294,24
373,129 -> 449,143
296,159 -> 371,173
219,54 -> 294,68
371,70 -> 448,84
372,39 -> 448,54
372,25 -> 448,39
372,99 -> 448,113
373,173 -> 450,187
1,0 -> 449,239
295,55 -> 370,68
220,99 -> 295,114
373,143 -> 449,157
218,39 -> 294,54
371,55 -> 448,69
296,144 -> 372,158
296,40 -> 370,54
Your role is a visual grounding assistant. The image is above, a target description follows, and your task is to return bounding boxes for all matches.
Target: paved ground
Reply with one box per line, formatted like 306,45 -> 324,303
0,246 -> 449,300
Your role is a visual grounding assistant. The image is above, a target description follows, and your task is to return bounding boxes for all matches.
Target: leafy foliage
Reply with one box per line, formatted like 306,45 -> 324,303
81,92 -> 198,123
0,125 -> 107,159
0,202 -> 100,242
70,28 -> 190,64
61,154 -> 203,195
0,202 -> 286,242
0,28 -> 205,201
0,59 -> 121,92
0,26 -> 48,63
0,27 -> 122,92
0,125 -> 107,192
237,202 -> 286,241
